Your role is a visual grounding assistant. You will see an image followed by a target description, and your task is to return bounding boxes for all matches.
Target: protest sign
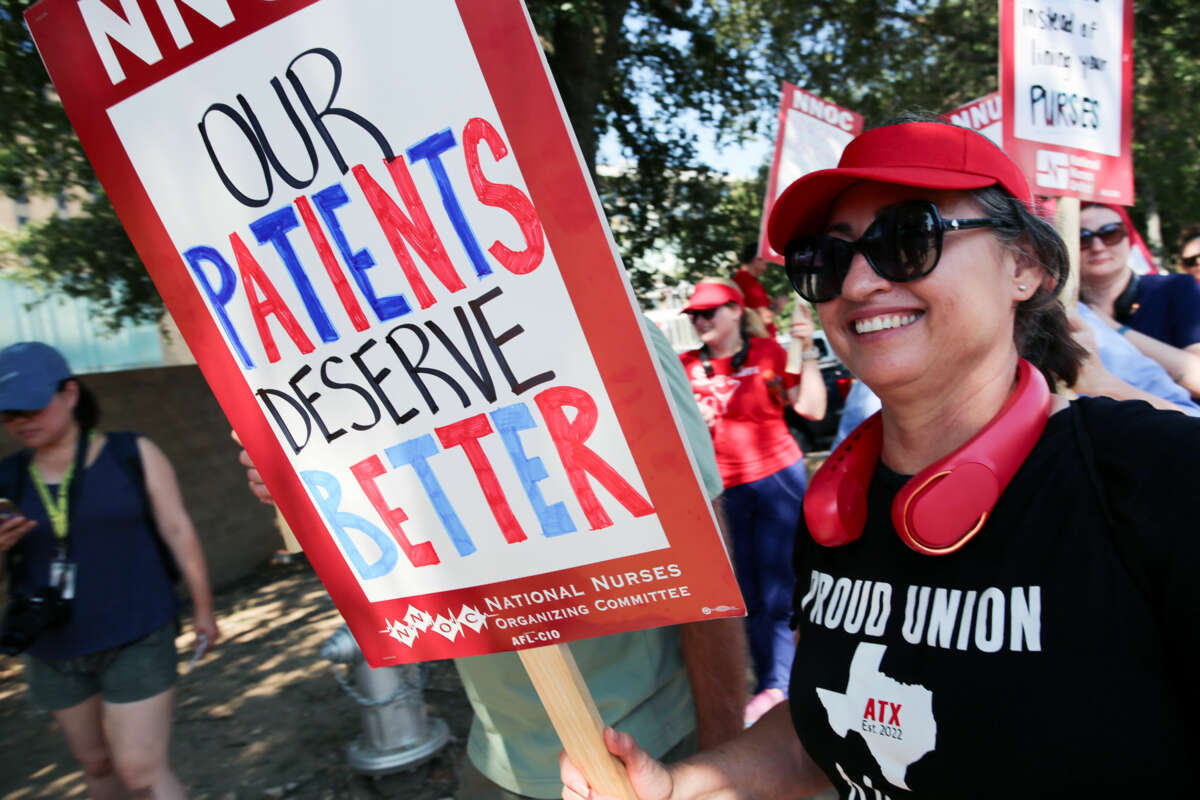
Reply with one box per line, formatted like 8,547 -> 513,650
1000,0 -> 1134,203
26,0 -> 743,668
941,93 -> 1003,147
759,84 -> 864,262
943,93 -> 1155,277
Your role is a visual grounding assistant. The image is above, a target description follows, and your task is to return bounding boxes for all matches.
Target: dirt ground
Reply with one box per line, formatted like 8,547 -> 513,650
0,558 -> 474,800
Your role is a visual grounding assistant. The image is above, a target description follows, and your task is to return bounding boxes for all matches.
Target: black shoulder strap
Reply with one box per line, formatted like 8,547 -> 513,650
1070,404 -> 1155,613
105,432 -> 181,583
1112,271 -> 1141,322
64,428 -> 93,548
105,432 -> 145,493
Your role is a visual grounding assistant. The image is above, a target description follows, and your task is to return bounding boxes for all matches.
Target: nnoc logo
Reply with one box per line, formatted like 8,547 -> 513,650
1035,150 -> 1070,189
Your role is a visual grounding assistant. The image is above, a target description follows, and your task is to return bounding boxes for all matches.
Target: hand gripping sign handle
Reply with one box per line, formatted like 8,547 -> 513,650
518,643 -> 638,800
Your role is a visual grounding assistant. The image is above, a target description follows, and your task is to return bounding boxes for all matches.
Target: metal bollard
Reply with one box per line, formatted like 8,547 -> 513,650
320,625 -> 450,776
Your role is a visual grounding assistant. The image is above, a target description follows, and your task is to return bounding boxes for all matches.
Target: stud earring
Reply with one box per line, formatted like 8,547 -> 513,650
1018,284 -> 1028,291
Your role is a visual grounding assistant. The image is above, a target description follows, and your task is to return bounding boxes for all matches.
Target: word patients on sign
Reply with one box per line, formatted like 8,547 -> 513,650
1001,0 -> 1134,203
27,0 -> 742,664
760,84 -> 863,261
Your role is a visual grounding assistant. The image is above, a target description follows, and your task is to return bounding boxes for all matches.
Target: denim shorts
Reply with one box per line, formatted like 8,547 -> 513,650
24,621 -> 179,710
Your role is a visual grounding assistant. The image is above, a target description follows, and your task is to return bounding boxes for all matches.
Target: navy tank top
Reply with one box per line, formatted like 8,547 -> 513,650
8,435 -> 177,659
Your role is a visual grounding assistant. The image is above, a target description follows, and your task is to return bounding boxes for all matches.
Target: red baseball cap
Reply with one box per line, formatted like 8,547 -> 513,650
766,121 -> 1033,252
682,280 -> 744,312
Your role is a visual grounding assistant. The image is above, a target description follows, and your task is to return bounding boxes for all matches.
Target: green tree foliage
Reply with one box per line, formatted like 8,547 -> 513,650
2,196 -> 162,324
0,0 -> 152,327
764,0 -> 1000,125
526,0 -> 789,293
0,1 -> 95,197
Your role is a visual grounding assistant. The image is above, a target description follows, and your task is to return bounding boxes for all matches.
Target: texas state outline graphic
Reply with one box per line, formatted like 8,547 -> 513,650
815,642 -> 937,790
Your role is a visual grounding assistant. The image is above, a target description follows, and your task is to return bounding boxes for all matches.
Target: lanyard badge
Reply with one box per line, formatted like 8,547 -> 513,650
49,559 -> 77,600
29,458 -> 75,545
28,431 -> 93,598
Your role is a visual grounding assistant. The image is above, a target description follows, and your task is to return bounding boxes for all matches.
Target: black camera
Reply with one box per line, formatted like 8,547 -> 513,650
0,586 -> 71,655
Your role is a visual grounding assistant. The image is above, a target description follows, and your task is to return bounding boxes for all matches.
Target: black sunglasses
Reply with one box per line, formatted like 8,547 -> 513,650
1080,222 -> 1126,249
1181,254 -> 1200,269
783,200 -> 999,303
684,306 -> 724,322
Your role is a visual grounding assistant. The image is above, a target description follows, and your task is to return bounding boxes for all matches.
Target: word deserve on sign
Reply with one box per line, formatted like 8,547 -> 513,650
1000,0 -> 1134,203
26,0 -> 743,666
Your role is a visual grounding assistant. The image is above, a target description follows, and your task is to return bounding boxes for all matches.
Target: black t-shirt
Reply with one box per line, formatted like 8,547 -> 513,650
790,398 -> 1200,798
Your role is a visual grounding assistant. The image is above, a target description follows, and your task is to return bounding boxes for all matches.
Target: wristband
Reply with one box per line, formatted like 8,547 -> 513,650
802,347 -> 821,361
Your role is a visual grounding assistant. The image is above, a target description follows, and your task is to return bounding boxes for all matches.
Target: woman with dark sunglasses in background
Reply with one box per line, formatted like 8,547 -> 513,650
1077,204 -> 1200,397
562,118 -> 1200,799
678,277 -> 826,725
1179,224 -> 1200,284
1078,203 -> 1200,352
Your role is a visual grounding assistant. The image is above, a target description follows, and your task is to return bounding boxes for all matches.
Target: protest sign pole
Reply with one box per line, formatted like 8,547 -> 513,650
519,644 -> 638,800
1055,197 -> 1082,305
1052,196 -> 1081,398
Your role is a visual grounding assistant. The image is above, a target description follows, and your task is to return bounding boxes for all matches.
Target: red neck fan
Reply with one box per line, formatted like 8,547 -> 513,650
804,358 -> 1051,555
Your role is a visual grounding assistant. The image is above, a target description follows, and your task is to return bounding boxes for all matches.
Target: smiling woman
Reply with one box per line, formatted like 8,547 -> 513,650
561,117 -> 1200,800
1078,203 -> 1200,355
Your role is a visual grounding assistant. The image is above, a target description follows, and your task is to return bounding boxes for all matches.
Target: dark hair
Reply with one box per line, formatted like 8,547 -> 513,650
60,378 -> 101,431
969,187 -> 1087,387
1180,223 -> 1200,253
739,241 -> 759,265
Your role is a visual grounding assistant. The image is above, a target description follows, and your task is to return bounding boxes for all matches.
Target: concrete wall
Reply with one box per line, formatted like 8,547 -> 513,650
1,364 -> 281,591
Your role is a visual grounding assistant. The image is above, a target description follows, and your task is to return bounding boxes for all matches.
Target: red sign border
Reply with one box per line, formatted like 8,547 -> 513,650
25,0 -> 742,665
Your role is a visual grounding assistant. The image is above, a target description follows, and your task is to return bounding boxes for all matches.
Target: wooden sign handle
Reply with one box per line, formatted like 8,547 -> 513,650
1055,195 -> 1082,305
1053,196 -> 1082,397
518,643 -> 639,800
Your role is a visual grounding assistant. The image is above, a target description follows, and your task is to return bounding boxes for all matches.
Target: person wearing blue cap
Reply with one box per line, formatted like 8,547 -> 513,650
0,341 -> 218,799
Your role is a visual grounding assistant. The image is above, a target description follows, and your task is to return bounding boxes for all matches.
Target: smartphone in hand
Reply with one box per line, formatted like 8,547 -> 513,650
0,498 -> 20,521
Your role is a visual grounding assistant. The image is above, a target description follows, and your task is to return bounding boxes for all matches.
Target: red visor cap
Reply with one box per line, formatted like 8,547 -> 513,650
682,281 -> 744,312
766,122 -> 1033,253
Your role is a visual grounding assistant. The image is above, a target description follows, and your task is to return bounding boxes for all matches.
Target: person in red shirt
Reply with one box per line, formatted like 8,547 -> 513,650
733,243 -> 777,337
678,278 -> 825,724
